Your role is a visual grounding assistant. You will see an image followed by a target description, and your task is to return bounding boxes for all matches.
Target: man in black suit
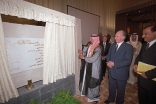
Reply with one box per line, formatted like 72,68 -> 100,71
104,30 -> 133,104
134,25 -> 156,104
100,35 -> 111,77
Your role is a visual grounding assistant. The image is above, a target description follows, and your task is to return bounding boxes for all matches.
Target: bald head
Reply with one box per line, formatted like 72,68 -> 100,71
115,30 -> 126,43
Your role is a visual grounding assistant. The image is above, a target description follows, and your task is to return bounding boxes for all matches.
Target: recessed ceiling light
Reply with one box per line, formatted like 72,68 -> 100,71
139,11 -> 140,12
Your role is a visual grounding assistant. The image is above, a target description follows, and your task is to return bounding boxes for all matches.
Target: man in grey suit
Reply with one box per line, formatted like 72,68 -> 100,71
104,30 -> 133,104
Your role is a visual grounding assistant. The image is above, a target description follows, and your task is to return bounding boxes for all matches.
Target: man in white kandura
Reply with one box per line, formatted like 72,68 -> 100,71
127,33 -> 142,85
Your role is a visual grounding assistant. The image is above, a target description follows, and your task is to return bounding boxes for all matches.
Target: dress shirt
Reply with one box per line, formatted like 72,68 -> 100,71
148,39 -> 156,48
116,41 -> 124,50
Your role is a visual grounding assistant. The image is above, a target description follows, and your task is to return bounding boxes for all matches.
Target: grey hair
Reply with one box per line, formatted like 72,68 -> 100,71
121,30 -> 126,39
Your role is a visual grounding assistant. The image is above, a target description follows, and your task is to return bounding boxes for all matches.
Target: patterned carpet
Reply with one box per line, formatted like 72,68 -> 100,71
74,70 -> 139,104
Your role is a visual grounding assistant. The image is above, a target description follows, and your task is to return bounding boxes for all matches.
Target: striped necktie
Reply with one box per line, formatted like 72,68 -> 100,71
115,44 -> 118,51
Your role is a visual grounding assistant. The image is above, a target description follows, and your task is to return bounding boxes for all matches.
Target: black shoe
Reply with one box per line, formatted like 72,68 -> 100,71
93,101 -> 98,104
104,100 -> 110,104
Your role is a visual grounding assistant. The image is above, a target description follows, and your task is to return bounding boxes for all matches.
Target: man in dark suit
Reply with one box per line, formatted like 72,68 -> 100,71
104,30 -> 133,104
133,25 -> 156,104
100,35 -> 111,77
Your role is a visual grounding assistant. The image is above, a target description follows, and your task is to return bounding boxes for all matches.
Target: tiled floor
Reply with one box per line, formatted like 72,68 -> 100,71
74,70 -> 139,104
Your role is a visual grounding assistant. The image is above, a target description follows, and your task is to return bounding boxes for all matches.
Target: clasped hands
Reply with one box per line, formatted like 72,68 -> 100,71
107,61 -> 114,68
107,62 -> 147,79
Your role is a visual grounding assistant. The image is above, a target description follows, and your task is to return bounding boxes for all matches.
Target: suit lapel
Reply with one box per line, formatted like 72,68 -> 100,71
113,44 -> 117,54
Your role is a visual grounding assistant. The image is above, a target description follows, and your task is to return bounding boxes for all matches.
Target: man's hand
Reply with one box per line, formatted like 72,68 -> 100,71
133,65 -> 147,79
78,49 -> 83,54
78,55 -> 84,59
107,61 -> 114,68
102,56 -> 106,60
140,72 -> 147,79
133,65 -> 138,73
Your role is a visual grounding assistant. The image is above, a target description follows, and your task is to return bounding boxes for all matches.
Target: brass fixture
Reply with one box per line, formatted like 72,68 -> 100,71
26,80 -> 34,90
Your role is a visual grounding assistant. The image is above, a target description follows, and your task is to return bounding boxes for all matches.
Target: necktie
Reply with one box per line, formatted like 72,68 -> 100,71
103,43 -> 106,52
146,43 -> 149,50
115,44 -> 118,51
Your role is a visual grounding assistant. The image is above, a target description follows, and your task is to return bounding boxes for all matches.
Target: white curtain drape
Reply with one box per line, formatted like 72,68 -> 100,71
0,0 -> 77,102
74,18 -> 82,95
43,22 -> 75,84
0,0 -> 75,26
0,15 -> 19,103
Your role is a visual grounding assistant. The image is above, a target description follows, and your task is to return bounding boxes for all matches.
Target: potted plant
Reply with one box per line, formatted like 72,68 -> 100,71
48,89 -> 81,104
29,99 -> 39,104
29,89 -> 81,104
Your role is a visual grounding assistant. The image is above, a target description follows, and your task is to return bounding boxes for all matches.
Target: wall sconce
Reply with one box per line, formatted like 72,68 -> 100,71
127,27 -> 130,34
